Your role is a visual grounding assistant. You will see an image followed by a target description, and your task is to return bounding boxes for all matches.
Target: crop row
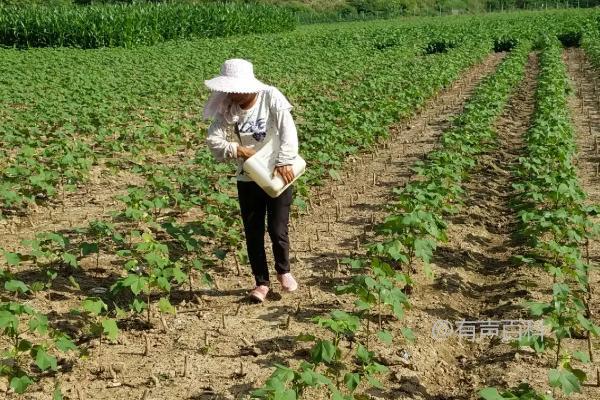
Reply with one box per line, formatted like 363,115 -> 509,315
0,23 -> 497,396
250,39 -> 532,400
0,18 -> 459,214
581,15 -> 600,68
0,11 -> 599,397
482,36 -> 600,400
0,13 -> 587,216
0,3 -> 296,48
0,11 -> 595,216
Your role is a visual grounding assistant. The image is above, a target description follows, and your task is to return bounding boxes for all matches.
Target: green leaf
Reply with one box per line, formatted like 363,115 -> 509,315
527,301 -> 551,316
34,347 -> 58,371
414,238 -> 435,264
299,367 -> 332,388
355,344 -> 372,364
478,387 -> 504,400
53,383 -> 63,400
328,169 -> 341,180
122,274 -> 148,296
28,313 -> 49,334
102,319 -> 119,341
82,298 -> 106,315
310,340 -> 337,364
516,333 -> 546,353
423,262 -> 435,279
548,367 -> 582,395
577,313 -> 600,336
354,299 -> 372,311
54,335 -> 78,353
332,391 -> 351,400
274,389 -> 296,400
0,310 -> 19,333
213,249 -> 227,260
401,327 -> 416,343
30,281 -> 45,292
4,252 -> 21,266
68,276 -> 80,290
572,350 -> 591,364
366,375 -> 384,389
115,305 -> 128,319
17,339 -> 33,352
10,375 -> 33,394
376,330 -> 393,345
156,276 -> 170,291
367,362 -> 388,374
344,372 -> 361,392
80,242 -> 99,256
131,298 -> 146,313
5,279 -> 29,294
62,252 -> 78,268
158,297 -> 176,315
295,333 -> 316,342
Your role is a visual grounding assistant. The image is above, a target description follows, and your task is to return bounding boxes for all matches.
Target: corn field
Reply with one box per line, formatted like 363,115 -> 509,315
0,3 -> 296,48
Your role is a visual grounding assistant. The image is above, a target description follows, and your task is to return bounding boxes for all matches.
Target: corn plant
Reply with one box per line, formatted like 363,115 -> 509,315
0,3 -> 296,49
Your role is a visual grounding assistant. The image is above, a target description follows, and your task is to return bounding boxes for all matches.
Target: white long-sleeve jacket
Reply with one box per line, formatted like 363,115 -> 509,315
205,86 -> 299,182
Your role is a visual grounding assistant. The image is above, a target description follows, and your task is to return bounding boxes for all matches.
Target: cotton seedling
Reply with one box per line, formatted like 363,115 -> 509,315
110,230 -> 186,325
252,310 -> 388,399
78,297 -> 119,351
0,301 -> 77,395
485,35 -> 600,399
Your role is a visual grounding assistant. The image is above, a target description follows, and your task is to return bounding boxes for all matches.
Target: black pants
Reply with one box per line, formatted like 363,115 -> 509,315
237,180 -> 293,286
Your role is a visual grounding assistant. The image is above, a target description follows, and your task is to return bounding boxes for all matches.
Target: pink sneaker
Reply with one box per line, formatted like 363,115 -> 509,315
277,273 -> 298,292
248,285 -> 269,302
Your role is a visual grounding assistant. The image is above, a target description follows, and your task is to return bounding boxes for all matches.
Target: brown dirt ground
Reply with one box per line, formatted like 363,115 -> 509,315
399,52 -> 547,399
1,52 -> 505,400
7,48 -> 598,400
564,47 -> 600,397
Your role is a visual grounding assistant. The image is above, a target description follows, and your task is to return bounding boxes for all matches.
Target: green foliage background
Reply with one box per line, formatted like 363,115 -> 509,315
2,0 -> 600,16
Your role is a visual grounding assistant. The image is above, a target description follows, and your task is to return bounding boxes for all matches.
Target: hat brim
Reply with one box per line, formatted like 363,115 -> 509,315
204,76 -> 268,93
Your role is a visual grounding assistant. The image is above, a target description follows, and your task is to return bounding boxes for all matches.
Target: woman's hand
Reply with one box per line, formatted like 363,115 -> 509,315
274,165 -> 295,184
237,146 -> 256,160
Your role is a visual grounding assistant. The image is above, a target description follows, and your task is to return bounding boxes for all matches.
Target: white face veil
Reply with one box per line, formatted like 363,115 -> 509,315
203,91 -> 232,122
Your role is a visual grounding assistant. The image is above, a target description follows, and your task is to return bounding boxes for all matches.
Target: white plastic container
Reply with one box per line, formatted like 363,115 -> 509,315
242,138 -> 306,198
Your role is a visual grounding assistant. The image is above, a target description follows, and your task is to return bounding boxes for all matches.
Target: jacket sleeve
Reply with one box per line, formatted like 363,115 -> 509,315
268,87 -> 298,167
274,108 -> 299,167
205,116 -> 239,162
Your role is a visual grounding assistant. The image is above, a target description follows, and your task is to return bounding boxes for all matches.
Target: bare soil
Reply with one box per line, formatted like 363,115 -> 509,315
6,49 -> 600,400
564,47 -> 600,395
382,53 -> 553,400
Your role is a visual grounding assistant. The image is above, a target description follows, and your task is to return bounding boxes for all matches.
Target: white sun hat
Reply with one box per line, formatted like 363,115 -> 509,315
204,58 -> 268,94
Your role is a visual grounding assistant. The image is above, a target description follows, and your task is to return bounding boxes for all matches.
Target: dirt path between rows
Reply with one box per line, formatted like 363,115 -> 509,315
564,47 -> 600,398
17,53 -> 507,400
385,53 -> 544,400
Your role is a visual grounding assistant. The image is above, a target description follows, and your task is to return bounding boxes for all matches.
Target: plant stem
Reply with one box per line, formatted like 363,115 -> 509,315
147,294 -> 151,325
366,313 -> 370,351
555,337 -> 562,369
378,297 -> 382,330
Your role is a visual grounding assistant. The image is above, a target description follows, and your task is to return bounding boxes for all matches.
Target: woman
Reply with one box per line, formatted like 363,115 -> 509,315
203,58 -> 299,303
